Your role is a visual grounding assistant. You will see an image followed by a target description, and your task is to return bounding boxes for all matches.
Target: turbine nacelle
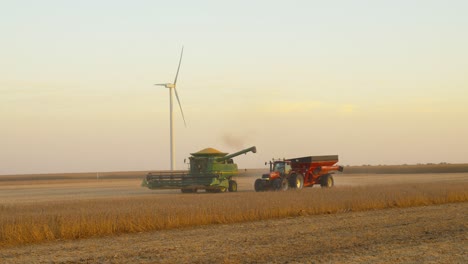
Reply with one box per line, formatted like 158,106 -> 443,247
155,83 -> 176,89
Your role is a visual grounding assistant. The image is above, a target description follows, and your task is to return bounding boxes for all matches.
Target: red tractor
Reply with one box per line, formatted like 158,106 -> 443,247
254,155 -> 343,191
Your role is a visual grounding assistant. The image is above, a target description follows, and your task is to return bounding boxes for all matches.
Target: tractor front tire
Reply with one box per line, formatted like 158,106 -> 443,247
254,179 -> 264,192
228,180 -> 238,192
320,174 -> 334,188
273,178 -> 288,191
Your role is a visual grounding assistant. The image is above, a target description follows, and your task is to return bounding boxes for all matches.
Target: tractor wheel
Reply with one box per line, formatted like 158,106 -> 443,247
272,178 -> 282,191
320,174 -> 334,188
228,180 -> 238,192
273,178 -> 288,191
281,178 -> 289,191
254,179 -> 264,192
289,174 -> 304,190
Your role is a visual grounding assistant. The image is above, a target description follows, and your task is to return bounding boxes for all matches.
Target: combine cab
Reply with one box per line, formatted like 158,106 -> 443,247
143,146 -> 257,193
254,155 -> 343,191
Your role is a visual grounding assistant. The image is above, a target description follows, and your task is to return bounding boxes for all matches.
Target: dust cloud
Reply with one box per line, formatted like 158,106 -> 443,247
222,134 -> 246,149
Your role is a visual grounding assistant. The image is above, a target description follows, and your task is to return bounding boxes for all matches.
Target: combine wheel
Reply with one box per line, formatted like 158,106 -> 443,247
289,174 -> 304,190
254,179 -> 264,192
181,188 -> 196,193
320,174 -> 334,188
211,187 -> 227,193
228,180 -> 238,192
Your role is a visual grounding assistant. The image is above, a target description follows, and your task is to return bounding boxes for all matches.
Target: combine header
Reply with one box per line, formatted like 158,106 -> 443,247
254,155 -> 343,191
143,146 -> 257,193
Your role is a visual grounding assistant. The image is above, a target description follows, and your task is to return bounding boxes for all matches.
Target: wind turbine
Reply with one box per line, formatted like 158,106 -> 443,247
155,47 -> 187,171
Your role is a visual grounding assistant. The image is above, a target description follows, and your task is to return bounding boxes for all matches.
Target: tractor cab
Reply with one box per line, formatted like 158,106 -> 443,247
272,161 -> 292,176
262,160 -> 292,180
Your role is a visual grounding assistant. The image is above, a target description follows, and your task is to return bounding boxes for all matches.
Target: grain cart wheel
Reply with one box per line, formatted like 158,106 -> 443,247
254,179 -> 264,192
320,174 -> 334,188
289,174 -> 304,190
228,180 -> 238,192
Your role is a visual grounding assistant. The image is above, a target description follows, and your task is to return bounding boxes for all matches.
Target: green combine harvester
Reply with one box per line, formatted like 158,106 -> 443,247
142,146 -> 257,193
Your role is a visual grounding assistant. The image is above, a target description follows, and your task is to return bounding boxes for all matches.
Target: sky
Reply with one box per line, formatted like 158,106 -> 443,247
1,0 -> 468,174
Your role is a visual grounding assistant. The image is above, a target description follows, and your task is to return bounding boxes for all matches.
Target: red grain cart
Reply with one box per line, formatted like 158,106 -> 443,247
254,155 -> 344,191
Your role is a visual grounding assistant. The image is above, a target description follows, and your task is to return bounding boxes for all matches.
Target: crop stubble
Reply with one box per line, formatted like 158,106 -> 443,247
0,181 -> 466,248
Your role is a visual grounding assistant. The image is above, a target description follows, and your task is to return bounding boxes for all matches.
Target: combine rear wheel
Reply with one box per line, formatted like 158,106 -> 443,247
320,174 -> 334,188
289,174 -> 304,190
228,180 -> 238,192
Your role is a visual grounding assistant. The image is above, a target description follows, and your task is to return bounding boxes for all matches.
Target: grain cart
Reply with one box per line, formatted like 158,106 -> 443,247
143,146 -> 257,193
254,155 -> 343,191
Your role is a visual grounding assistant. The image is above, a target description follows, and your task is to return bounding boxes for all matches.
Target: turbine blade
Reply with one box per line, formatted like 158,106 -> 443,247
155,83 -> 167,86
174,87 -> 187,127
173,46 -> 184,85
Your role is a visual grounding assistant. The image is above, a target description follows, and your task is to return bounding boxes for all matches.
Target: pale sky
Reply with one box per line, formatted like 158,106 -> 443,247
1,1 -> 468,174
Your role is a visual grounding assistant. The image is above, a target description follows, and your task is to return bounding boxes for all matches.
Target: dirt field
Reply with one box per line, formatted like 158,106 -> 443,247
1,172 -> 468,204
0,172 -> 467,263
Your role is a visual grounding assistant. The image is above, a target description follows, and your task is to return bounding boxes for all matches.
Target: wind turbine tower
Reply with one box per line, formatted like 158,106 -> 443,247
155,47 -> 186,170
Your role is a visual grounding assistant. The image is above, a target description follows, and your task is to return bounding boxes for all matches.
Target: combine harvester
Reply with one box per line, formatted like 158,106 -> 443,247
143,146 -> 257,193
254,155 -> 343,191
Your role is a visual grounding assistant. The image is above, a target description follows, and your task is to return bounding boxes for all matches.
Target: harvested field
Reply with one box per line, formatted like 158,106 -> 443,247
344,163 -> 468,174
0,172 -> 467,263
2,162 -> 468,183
1,171 -> 467,204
